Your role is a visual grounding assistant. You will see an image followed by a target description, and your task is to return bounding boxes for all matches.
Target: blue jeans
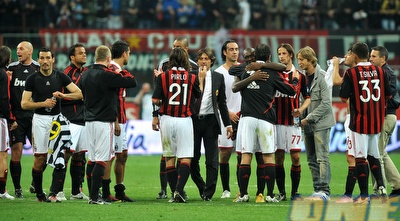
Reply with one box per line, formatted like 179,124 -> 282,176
304,129 -> 331,195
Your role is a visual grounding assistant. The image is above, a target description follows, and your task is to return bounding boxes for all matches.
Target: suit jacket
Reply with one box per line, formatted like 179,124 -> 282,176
194,70 -> 231,135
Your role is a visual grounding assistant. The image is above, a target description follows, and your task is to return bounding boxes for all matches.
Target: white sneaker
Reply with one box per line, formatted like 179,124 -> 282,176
56,192 -> 67,201
265,195 -> 280,203
233,194 -> 249,202
70,192 -> 90,200
304,191 -> 330,201
221,190 -> 231,198
0,192 -> 15,200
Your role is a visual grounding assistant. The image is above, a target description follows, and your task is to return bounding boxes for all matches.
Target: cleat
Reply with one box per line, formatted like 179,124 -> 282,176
291,193 -> 302,201
0,191 -> 15,200
275,193 -> 287,201
255,193 -> 265,203
304,191 -> 330,201
15,189 -> 23,198
36,193 -> 51,202
233,194 -> 249,202
70,192 -> 90,200
389,189 -> 400,198
104,194 -> 119,203
157,190 -> 168,199
221,190 -> 231,199
56,191 -> 67,201
378,186 -> 388,203
354,196 -> 369,204
168,197 -> 175,203
48,195 -> 61,203
116,194 -> 136,202
265,195 -> 280,203
88,199 -> 110,205
29,184 -> 36,194
202,196 -> 211,201
336,195 -> 353,203
173,191 -> 186,203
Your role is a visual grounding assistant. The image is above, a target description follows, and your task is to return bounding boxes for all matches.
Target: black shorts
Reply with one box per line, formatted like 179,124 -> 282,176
10,110 -> 33,145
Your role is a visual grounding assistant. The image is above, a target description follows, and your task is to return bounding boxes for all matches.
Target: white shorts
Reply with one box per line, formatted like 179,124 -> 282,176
160,115 -> 193,158
275,124 -> 302,152
85,121 -> 114,162
344,114 -> 355,157
32,113 -> 55,154
0,118 -> 9,152
349,131 -> 380,159
114,123 -> 127,154
235,119 -> 243,153
69,123 -> 87,153
239,116 -> 276,154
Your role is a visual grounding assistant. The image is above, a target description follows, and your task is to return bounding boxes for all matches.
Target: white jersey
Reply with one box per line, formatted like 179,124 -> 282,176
214,65 -> 241,113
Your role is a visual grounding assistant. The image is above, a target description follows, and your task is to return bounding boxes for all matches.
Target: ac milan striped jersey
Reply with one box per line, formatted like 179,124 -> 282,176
339,62 -> 391,134
153,68 -> 200,117
275,68 -> 310,125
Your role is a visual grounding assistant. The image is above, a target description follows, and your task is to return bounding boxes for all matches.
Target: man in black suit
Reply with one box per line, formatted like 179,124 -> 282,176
191,47 -> 233,201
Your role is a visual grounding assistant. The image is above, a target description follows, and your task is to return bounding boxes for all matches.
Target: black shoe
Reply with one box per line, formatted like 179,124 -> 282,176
389,189 -> 400,198
88,199 -> 111,205
291,193 -> 303,201
29,184 -> 36,194
103,194 -> 119,203
173,191 -> 186,203
116,194 -> 136,202
15,189 -> 23,198
157,190 -> 168,199
36,193 -> 50,202
202,195 -> 212,201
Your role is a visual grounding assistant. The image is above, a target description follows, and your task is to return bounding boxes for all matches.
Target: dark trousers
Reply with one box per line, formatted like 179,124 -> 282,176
190,114 -> 220,199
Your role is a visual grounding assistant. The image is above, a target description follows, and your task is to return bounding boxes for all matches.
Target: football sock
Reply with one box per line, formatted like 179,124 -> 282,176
239,164 -> 250,196
70,159 -> 83,195
367,155 -> 384,188
176,162 -> 190,194
102,179 -> 111,198
220,163 -> 230,191
344,166 -> 356,197
90,162 -> 105,201
160,157 -> 167,191
166,166 -> 177,193
355,158 -> 369,196
10,160 -> 21,189
32,168 -> 43,196
275,165 -> 285,194
291,165 -> 301,196
265,163 -> 276,197
86,161 -> 94,196
256,164 -> 266,195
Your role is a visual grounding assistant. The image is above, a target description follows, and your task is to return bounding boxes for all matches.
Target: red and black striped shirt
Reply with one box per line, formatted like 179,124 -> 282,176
339,62 -> 391,134
153,68 -> 200,117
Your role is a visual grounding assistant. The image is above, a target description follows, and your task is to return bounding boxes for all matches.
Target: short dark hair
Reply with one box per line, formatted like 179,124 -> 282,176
196,47 -> 216,67
352,42 -> 369,60
67,43 -> 85,61
0,45 -> 11,68
37,47 -> 54,58
221,39 -> 237,61
255,44 -> 271,62
111,40 -> 130,59
168,47 -> 190,70
371,45 -> 389,61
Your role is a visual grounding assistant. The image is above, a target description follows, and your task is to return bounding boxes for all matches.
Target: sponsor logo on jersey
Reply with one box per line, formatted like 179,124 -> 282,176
46,81 -> 50,86
23,69 -> 29,73
13,78 -> 26,87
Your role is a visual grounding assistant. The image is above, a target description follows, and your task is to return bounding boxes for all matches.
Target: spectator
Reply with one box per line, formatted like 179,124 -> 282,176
237,0 -> 251,30
266,0 -> 283,30
380,0 -> 399,30
368,0 -> 384,29
160,0 -> 180,28
121,0 -> 139,28
44,0 -> 60,29
336,0 -> 354,30
133,82 -> 153,120
177,0 -> 195,28
299,0 -> 320,30
56,1 -> 72,29
216,0 -> 240,29
95,0 -> 112,29
189,1 -> 206,29
137,0 -> 159,29
282,0 -> 301,29
320,0 -> 340,30
202,0 -> 219,30
250,0 -> 267,29
0,0 -> 21,32
70,0 -> 89,28
108,0 -> 122,29
351,0 -> 369,30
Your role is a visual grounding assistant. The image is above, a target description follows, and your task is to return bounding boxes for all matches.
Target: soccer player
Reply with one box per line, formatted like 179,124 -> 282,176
7,41 -> 39,198
233,43 -> 299,203
369,45 -> 400,197
297,46 -> 335,201
106,40 -> 135,202
274,43 -> 310,201
59,43 -> 89,201
21,47 -> 83,202
152,47 -> 201,203
339,42 -> 391,204
215,40 -> 241,199
0,45 -> 17,200
80,45 -> 137,205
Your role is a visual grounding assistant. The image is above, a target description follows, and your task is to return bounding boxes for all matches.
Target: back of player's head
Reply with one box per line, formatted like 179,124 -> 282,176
278,43 -> 295,61
221,39 -> 237,61
196,47 -> 216,67
0,45 -> 11,68
37,47 -> 54,58
95,45 -> 111,62
296,46 -> 318,66
111,40 -> 130,59
168,47 -> 190,70
67,43 -> 85,61
371,45 -> 389,61
173,36 -> 189,50
255,44 -> 271,62
351,42 -> 369,60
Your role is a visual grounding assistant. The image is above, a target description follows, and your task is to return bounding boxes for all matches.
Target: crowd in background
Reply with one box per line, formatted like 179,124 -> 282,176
0,0 -> 399,33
